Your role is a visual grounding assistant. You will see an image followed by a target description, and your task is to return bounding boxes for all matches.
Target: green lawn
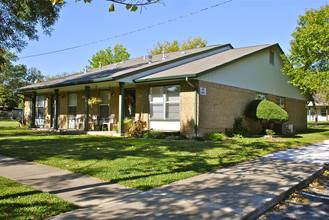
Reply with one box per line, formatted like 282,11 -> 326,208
0,176 -> 78,220
1,124 -> 329,190
0,120 -> 51,136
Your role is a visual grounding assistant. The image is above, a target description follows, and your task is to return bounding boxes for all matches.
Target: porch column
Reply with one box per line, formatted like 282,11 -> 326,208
84,86 -> 90,131
30,92 -> 36,128
22,96 -> 25,125
54,89 -> 59,130
118,82 -> 125,135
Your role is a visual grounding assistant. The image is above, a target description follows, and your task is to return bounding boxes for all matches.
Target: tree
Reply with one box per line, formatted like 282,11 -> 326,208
50,0 -> 161,12
245,100 -> 289,133
0,0 -> 62,53
281,5 -> 329,124
0,51 -> 44,109
87,44 -> 130,69
148,37 -> 208,55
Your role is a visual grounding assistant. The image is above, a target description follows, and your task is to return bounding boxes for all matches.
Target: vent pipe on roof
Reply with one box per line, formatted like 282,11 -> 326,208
148,54 -> 152,64
114,63 -> 118,68
99,62 -> 102,69
162,51 -> 167,60
84,66 -> 87,73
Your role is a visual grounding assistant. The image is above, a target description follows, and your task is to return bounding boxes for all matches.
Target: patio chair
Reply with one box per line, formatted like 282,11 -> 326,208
89,115 -> 98,130
76,114 -> 84,130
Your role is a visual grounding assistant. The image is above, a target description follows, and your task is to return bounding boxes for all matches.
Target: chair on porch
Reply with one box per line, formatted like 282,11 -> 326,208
89,115 -> 98,130
76,114 -> 84,130
102,114 -> 117,131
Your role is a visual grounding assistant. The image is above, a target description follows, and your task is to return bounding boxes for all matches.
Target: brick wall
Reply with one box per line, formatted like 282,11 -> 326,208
180,80 -> 198,136
24,97 -> 31,125
196,80 -> 307,135
285,98 -> 307,130
59,92 -> 68,129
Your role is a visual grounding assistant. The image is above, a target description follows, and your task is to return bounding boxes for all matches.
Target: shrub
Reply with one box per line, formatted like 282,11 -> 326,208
144,131 -> 168,139
225,117 -> 249,137
245,100 -> 289,132
204,132 -> 226,141
265,129 -> 275,136
126,120 -> 147,138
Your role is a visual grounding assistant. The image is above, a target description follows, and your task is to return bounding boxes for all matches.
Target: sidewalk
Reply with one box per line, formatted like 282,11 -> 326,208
1,141 -> 328,219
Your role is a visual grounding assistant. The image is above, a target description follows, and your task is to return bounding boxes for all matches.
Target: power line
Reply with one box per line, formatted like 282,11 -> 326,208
20,0 -> 232,59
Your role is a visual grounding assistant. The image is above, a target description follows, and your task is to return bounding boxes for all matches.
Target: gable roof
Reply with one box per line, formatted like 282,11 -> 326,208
18,43 -> 282,91
135,44 -> 280,82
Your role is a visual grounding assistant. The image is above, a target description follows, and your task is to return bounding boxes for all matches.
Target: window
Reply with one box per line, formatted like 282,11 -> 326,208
99,91 -> 110,119
269,50 -> 274,65
321,107 -> 327,117
35,96 -> 45,119
68,93 -> 77,120
150,85 -> 180,120
255,93 -> 267,100
277,97 -> 286,109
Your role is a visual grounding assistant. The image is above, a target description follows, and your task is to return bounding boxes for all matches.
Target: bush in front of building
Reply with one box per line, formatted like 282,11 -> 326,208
203,132 -> 226,141
245,100 -> 289,133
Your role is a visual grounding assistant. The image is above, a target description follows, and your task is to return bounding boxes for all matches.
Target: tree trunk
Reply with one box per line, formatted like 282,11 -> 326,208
312,100 -> 318,126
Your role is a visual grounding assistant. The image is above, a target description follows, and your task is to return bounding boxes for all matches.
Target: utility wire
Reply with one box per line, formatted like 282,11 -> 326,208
20,0 -> 232,59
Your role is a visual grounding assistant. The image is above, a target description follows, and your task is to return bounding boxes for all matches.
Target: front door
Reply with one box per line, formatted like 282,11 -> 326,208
124,89 -> 136,119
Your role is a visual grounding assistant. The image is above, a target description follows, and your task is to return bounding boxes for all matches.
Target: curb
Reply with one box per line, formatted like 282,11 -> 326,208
242,165 -> 326,220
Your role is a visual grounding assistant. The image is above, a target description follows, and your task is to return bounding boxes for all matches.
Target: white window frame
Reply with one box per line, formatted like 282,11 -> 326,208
277,97 -> 286,109
255,93 -> 268,100
149,85 -> 180,121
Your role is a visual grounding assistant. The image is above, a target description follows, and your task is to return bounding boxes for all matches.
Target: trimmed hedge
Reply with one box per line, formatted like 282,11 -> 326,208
245,100 -> 289,121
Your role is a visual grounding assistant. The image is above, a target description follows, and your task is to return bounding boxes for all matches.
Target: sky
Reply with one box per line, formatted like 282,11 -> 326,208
16,0 -> 328,77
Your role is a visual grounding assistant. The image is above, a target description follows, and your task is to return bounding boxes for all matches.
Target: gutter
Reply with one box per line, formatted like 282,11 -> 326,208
16,76 -> 114,92
134,74 -> 197,83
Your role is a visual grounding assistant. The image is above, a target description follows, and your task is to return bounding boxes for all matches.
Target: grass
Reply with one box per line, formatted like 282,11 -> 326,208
0,176 -> 78,220
0,119 -> 51,136
1,123 -> 329,191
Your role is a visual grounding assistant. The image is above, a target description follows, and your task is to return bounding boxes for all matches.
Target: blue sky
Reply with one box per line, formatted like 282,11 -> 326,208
16,0 -> 328,77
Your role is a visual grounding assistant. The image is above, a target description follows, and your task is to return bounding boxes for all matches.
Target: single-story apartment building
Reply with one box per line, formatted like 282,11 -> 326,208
18,43 -> 308,136
307,102 -> 328,121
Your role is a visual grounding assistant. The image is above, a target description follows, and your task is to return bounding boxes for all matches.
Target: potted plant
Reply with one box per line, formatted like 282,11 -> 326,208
88,97 -> 102,105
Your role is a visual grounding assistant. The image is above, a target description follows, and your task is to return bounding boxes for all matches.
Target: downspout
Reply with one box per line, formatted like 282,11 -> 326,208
186,77 -> 198,138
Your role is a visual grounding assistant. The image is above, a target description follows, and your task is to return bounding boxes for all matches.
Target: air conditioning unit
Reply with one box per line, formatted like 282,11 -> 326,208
273,123 -> 287,134
285,124 -> 296,134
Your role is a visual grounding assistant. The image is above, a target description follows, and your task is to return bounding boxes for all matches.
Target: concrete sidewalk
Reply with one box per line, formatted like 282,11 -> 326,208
1,141 -> 328,219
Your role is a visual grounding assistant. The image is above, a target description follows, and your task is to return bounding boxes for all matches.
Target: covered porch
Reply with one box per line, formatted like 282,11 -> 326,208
23,81 -> 145,135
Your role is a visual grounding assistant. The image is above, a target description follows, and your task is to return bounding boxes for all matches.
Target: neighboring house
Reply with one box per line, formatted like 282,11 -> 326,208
18,43 -> 307,136
307,102 -> 328,121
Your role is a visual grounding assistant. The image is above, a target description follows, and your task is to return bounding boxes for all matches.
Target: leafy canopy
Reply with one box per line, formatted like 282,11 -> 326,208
50,0 -> 161,12
281,4 -> 329,99
0,0 -> 62,52
0,51 -> 44,108
148,37 -> 208,55
245,100 -> 289,122
87,44 -> 130,69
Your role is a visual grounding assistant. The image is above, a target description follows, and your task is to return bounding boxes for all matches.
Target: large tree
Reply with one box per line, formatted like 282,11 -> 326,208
281,4 -> 329,124
87,44 -> 130,69
148,37 -> 208,55
0,51 -> 44,109
50,0 -> 160,12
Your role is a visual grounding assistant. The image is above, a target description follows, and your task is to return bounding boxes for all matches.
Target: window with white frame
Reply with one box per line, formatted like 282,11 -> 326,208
68,93 -> 77,120
150,85 -> 180,120
35,96 -> 45,119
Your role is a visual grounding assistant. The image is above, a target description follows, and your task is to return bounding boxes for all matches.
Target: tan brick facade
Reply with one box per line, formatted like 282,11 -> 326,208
23,80 -> 307,135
